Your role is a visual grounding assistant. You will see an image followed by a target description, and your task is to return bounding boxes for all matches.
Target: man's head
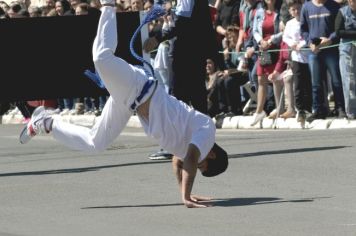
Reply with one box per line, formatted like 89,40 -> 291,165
199,143 -> 228,177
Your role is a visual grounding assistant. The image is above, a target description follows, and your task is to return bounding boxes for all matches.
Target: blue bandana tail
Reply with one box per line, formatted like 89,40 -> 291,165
84,5 -> 166,89
129,5 -> 166,78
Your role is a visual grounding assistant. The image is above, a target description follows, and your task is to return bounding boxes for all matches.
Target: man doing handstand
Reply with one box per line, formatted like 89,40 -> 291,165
19,2 -> 228,208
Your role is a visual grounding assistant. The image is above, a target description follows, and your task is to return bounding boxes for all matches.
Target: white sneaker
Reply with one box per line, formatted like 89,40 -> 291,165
250,111 -> 266,126
19,106 -> 52,144
148,149 -> 173,160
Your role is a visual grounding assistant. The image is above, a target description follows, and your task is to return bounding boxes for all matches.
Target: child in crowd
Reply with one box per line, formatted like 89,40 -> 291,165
283,0 -> 312,122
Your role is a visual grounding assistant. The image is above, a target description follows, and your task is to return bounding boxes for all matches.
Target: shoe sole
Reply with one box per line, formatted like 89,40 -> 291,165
19,106 -> 46,144
19,125 -> 31,144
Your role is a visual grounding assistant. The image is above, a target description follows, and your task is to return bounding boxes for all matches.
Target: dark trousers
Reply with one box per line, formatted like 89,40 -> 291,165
171,0 -> 217,115
172,54 -> 208,114
217,73 -> 249,114
292,61 -> 312,112
308,48 -> 345,114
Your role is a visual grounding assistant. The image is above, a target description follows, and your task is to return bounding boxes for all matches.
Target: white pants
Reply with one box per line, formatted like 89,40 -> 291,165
52,7 -> 146,152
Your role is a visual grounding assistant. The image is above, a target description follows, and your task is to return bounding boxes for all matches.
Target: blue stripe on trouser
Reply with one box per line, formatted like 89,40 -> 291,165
130,79 -> 157,110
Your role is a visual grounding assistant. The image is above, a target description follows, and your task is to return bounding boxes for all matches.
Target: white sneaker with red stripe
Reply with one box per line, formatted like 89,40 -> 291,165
19,106 -> 52,144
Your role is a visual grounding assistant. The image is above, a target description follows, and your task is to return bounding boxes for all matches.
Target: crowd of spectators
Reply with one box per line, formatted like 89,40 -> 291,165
206,0 -> 356,125
1,0 -> 356,126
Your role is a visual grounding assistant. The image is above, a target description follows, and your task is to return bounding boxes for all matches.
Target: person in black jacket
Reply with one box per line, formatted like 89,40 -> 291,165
144,0 -> 219,114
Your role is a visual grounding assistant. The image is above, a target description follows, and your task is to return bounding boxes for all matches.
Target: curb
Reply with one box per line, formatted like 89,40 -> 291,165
213,115 -> 356,130
1,114 -> 356,130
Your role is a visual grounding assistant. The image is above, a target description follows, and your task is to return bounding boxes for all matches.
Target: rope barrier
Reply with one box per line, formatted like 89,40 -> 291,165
219,40 -> 356,55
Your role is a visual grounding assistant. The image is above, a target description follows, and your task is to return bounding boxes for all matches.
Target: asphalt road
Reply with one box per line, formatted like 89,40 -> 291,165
0,125 -> 356,236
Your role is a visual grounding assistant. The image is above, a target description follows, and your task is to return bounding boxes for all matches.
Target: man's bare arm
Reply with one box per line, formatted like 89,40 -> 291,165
181,144 -> 199,200
172,156 -> 183,190
183,144 -> 212,208
172,145 -> 212,208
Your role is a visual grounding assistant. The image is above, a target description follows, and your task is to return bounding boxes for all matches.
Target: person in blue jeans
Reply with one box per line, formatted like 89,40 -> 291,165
300,0 -> 346,122
335,0 -> 356,119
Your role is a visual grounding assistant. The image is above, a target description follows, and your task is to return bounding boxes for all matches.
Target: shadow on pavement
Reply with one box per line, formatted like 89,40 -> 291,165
0,160 -> 170,177
81,197 -> 331,209
0,146 -> 348,178
228,146 -> 348,159
211,196 -> 331,207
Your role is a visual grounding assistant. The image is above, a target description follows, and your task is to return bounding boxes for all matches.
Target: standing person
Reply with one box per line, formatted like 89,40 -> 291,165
146,1 -> 174,160
300,0 -> 346,122
144,0 -> 219,114
153,1 -> 175,94
335,0 -> 356,119
171,0 -> 218,114
215,0 -> 241,46
250,0 -> 283,126
144,0 -> 219,160
20,4 -> 228,208
283,0 -> 312,122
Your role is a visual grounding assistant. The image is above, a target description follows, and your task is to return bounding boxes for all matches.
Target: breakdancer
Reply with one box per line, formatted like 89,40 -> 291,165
19,3 -> 228,208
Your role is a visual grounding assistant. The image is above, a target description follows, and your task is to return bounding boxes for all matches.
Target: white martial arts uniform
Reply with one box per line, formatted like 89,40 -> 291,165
51,6 -> 215,162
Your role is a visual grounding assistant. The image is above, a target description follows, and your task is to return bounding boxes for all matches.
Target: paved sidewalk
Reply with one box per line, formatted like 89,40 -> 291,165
2,113 -> 356,130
